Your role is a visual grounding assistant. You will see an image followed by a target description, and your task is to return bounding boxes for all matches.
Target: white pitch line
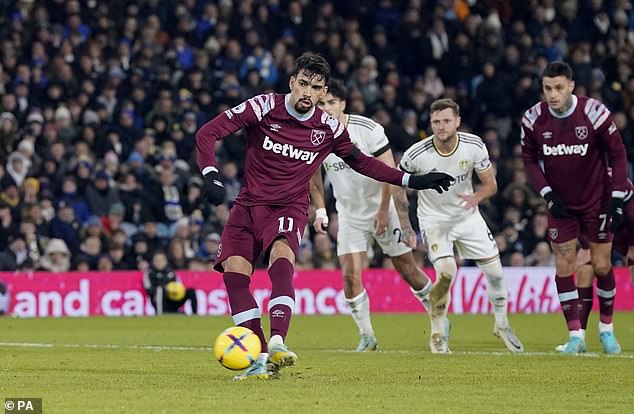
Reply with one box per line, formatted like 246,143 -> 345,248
1,342 -> 633,360
327,348 -> 634,359
0,342 -> 212,352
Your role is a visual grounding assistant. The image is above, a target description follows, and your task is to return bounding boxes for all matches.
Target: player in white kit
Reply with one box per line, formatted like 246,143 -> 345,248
400,98 -> 524,354
311,79 -> 434,351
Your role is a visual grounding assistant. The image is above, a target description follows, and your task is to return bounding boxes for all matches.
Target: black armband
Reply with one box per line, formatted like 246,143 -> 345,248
341,147 -> 362,162
372,144 -> 391,157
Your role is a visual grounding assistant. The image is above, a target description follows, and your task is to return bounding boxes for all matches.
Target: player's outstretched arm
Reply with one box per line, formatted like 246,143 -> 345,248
407,172 -> 455,193
310,168 -> 328,234
341,147 -> 454,193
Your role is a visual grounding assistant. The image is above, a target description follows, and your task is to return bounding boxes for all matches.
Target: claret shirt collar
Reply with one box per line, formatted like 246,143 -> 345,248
549,94 -> 578,119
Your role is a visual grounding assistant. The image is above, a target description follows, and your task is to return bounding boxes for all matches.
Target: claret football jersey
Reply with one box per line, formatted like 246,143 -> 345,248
199,93 -> 358,209
521,95 -> 628,211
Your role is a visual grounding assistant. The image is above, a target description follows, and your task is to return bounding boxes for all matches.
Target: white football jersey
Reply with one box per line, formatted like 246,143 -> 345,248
322,114 -> 392,221
400,132 -> 492,226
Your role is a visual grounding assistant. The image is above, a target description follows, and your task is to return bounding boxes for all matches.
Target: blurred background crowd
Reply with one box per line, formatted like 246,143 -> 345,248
0,0 -> 633,272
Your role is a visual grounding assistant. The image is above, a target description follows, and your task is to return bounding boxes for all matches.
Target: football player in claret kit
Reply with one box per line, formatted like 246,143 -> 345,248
195,52 -> 454,380
310,79 -> 435,352
562,180 -> 634,353
400,98 -> 524,354
521,61 -> 627,354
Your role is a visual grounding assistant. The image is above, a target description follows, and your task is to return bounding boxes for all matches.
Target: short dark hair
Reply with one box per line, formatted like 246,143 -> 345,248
326,78 -> 347,100
430,98 -> 460,116
543,61 -> 573,80
291,52 -> 330,85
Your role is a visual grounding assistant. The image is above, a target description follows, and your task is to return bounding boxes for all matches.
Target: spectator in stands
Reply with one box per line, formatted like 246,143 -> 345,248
107,243 -> 127,271
527,241 -> 555,267
20,219 -> 42,263
143,250 -> 197,314
312,233 -> 338,269
59,175 -> 90,224
196,232 -> 220,263
0,175 -> 20,211
296,239 -> 315,270
0,233 -> 28,271
49,201 -> 80,254
0,0 -> 631,271
37,238 -> 71,273
97,254 -> 114,272
71,253 -> 91,272
0,201 -> 17,251
85,170 -> 120,217
221,161 -> 241,206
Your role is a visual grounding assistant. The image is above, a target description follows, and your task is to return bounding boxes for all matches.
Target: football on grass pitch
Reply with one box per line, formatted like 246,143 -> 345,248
213,327 -> 261,370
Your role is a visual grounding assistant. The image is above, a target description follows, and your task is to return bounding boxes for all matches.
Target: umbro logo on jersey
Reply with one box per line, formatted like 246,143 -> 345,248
542,143 -> 588,157
542,131 -> 552,139
270,123 -> 282,132
262,136 -> 319,164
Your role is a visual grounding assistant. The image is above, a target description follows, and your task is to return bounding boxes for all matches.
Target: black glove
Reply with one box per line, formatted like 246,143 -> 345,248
543,191 -> 572,219
609,197 -> 624,232
408,172 -> 455,194
202,170 -> 226,206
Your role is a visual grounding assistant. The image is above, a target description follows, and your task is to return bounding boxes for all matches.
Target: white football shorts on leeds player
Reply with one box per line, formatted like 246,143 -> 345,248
422,213 -> 499,262
337,205 -> 411,257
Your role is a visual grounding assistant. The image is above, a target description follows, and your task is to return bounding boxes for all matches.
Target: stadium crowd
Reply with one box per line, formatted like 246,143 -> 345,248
0,0 -> 633,272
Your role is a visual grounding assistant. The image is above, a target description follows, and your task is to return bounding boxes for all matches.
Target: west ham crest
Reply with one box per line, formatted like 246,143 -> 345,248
311,129 -> 326,146
548,228 -> 558,240
575,126 -> 588,140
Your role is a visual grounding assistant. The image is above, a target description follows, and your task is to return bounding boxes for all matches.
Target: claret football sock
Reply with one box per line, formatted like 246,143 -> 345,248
596,269 -> 616,325
555,275 -> 582,331
223,272 -> 268,353
268,258 -> 296,340
577,286 -> 593,330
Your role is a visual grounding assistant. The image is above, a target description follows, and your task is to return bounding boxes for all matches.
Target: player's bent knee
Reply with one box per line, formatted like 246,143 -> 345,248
269,238 -> 295,265
223,256 -> 254,275
477,257 -> 504,283
592,262 -> 612,277
576,264 -> 594,287
342,267 -> 362,284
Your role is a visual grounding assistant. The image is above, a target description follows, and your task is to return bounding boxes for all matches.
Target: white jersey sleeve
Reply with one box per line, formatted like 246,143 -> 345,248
322,115 -> 392,221
366,123 -> 390,155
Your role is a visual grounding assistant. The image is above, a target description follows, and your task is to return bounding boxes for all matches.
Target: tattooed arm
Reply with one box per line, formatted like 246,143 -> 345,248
391,185 -> 417,248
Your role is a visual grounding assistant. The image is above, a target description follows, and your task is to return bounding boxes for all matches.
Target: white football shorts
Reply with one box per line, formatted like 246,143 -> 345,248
421,212 -> 499,262
337,204 -> 411,257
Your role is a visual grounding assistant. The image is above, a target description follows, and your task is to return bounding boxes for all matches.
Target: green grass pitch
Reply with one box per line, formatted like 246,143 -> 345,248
1,313 -> 633,413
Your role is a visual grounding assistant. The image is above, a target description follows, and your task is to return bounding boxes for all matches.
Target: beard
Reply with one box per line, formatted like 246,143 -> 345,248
294,98 -> 312,114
